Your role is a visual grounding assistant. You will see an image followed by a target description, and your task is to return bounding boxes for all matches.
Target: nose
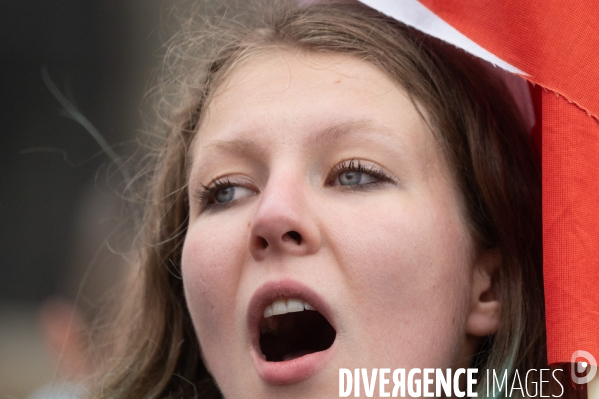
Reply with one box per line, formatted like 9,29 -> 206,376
248,176 -> 321,261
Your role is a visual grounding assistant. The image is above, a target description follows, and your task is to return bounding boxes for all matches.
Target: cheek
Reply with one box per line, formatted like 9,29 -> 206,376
181,217 -> 249,353
322,194 -> 472,365
327,196 -> 471,294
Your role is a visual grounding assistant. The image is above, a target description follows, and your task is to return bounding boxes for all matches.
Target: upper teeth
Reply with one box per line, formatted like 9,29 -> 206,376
263,298 -> 316,318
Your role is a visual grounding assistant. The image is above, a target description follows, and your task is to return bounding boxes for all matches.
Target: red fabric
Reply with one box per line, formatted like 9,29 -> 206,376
543,92 -> 599,366
418,0 -> 599,119
417,0 -> 599,364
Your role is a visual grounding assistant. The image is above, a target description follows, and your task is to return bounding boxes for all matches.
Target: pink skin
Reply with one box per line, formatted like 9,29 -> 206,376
182,50 -> 487,398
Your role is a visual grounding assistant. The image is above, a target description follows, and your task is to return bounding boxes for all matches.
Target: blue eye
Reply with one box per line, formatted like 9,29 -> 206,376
337,170 -> 378,186
195,178 -> 256,210
330,159 -> 390,188
338,170 -> 361,185
214,186 -> 254,204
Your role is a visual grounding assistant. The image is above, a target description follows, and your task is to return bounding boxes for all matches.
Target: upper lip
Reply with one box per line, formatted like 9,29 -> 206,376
247,279 -> 336,358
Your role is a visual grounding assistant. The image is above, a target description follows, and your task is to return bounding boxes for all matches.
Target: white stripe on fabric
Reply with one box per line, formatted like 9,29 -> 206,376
358,0 -> 527,76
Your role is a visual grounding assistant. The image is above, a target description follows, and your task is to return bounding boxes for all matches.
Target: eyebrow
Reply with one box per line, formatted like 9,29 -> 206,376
191,119 -> 395,174
196,137 -> 265,161
306,120 -> 392,149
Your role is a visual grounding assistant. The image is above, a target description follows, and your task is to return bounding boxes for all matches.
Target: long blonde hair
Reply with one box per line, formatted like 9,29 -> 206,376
93,1 -> 580,397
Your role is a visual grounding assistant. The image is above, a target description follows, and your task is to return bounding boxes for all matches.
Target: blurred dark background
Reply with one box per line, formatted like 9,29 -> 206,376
0,1 -> 165,396
0,1 -> 162,302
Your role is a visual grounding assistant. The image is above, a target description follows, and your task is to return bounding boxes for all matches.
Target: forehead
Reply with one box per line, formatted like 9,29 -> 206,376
191,50 -> 444,176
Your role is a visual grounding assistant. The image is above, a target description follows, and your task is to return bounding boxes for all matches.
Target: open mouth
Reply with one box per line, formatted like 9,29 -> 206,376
259,298 -> 336,362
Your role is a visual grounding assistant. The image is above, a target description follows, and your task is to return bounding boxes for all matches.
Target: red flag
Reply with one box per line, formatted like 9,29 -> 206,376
359,0 -> 599,366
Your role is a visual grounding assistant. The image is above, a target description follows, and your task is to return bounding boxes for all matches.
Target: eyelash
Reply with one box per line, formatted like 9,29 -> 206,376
327,159 -> 393,189
194,177 -> 237,210
194,159 -> 394,211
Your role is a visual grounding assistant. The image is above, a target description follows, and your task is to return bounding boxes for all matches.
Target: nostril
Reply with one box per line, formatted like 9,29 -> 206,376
285,231 -> 302,245
257,237 -> 269,249
254,236 -> 268,250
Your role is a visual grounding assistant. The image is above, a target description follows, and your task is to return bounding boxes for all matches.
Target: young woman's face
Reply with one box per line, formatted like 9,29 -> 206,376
183,51 -> 484,398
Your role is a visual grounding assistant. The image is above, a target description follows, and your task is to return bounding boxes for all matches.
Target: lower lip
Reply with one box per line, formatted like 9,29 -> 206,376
251,344 -> 335,385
